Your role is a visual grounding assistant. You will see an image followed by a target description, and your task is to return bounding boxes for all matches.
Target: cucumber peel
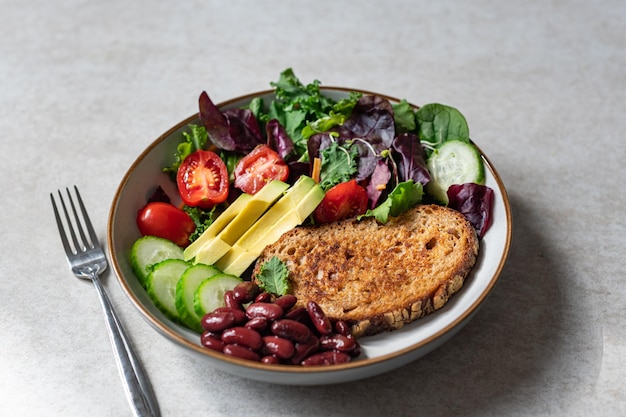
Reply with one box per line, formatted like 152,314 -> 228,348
146,259 -> 190,322
130,236 -> 184,287
175,263 -> 221,332
193,273 -> 243,318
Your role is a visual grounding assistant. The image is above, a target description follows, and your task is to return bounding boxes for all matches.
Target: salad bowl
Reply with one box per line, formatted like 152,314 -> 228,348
107,87 -> 512,385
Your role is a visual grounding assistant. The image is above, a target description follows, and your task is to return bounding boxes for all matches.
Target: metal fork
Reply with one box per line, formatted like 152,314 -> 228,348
51,186 -> 160,417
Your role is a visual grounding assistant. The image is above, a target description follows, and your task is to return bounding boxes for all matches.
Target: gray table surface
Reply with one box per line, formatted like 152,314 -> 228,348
2,0 -> 624,416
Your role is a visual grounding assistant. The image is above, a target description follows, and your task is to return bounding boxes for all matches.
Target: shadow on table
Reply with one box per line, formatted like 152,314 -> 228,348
240,191 -> 603,416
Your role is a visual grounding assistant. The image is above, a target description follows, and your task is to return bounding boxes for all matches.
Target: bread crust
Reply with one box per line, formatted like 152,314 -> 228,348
253,204 -> 479,337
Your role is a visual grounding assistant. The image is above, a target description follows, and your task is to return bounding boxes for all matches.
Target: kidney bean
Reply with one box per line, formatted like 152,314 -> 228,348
334,320 -> 350,336
232,281 -> 259,304
306,301 -> 332,335
300,351 -> 351,366
271,319 -> 311,343
274,294 -> 297,311
290,335 -> 320,364
200,332 -> 224,352
213,307 -> 246,324
201,311 -> 238,333
254,292 -> 272,303
284,307 -> 309,323
245,316 -> 269,333
223,290 -> 241,310
319,334 -> 356,353
223,343 -> 260,362
262,335 -> 295,359
261,355 -> 281,365
221,327 -> 263,350
246,302 -> 283,321
348,342 -> 362,358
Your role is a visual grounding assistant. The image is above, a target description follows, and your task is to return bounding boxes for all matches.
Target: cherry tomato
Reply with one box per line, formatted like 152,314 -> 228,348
137,202 -> 196,247
313,180 -> 369,224
177,150 -> 229,208
234,145 -> 289,194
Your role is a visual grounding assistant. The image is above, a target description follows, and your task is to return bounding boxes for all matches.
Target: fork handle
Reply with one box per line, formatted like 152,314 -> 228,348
91,273 -> 160,417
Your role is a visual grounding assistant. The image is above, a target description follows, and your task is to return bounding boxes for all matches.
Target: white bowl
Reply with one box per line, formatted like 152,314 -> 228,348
107,87 -> 512,385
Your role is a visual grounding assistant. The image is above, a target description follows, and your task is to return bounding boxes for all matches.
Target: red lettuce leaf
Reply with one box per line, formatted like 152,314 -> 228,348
447,183 -> 494,239
198,91 -> 263,152
391,132 -> 431,186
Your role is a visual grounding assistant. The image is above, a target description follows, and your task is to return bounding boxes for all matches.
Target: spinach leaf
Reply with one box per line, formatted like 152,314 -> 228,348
416,103 -> 470,155
392,99 -> 417,134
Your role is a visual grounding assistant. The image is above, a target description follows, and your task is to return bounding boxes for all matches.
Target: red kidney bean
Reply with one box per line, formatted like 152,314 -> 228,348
244,316 -> 269,333
290,335 -> 320,364
201,311 -> 238,333
221,327 -> 263,350
262,335 -> 295,359
319,334 -> 356,353
254,292 -> 272,303
284,307 -> 310,323
223,343 -> 260,362
232,281 -> 259,304
246,302 -> 283,321
348,342 -> 362,358
306,301 -> 332,335
213,307 -> 246,324
261,355 -> 281,364
334,320 -> 350,336
274,294 -> 297,311
300,351 -> 351,366
200,332 -> 224,352
223,290 -> 241,310
271,319 -> 311,343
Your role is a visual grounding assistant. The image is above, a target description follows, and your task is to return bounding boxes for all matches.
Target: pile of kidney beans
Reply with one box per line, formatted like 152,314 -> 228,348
199,281 -> 361,366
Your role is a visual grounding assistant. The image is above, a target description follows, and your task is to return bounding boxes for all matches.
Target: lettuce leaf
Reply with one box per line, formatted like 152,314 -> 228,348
162,124 -> 208,178
359,180 -> 423,223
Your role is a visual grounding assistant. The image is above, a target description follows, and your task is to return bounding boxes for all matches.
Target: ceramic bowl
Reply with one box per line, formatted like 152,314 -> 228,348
107,87 -> 512,385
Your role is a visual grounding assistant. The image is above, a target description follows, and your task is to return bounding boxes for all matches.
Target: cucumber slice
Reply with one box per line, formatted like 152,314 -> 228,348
130,236 -> 184,287
175,263 -> 221,332
426,140 -> 485,204
193,273 -> 243,317
146,259 -> 190,322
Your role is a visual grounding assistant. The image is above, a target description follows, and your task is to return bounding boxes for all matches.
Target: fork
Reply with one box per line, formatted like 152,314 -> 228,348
51,186 -> 160,417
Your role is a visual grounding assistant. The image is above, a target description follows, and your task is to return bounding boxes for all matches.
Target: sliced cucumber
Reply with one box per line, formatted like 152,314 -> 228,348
426,139 -> 485,204
193,273 -> 243,318
146,259 -> 190,322
175,263 -> 221,332
130,236 -> 184,287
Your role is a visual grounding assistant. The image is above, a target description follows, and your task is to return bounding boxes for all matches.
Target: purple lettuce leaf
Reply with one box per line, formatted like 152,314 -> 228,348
266,119 -> 296,161
391,133 -> 431,186
447,183 -> 494,239
198,91 -> 263,152
365,159 -> 392,208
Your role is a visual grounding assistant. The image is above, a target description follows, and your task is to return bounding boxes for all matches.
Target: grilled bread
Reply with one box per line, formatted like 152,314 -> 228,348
253,204 -> 479,337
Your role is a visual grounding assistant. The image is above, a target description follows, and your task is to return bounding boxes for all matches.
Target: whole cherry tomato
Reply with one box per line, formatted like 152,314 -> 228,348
137,202 -> 196,247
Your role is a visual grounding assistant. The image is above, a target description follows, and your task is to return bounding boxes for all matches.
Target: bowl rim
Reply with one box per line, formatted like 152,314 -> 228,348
107,86 -> 512,377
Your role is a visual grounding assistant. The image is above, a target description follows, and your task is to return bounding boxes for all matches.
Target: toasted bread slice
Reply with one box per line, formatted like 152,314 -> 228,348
253,204 -> 479,337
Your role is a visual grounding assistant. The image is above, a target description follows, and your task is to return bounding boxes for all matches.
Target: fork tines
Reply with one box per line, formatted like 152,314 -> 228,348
50,186 -> 100,256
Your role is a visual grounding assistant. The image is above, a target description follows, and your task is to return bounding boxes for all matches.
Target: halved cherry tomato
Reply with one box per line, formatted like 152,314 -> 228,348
137,202 -> 196,247
234,144 -> 289,194
313,179 -> 369,224
176,150 -> 229,208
